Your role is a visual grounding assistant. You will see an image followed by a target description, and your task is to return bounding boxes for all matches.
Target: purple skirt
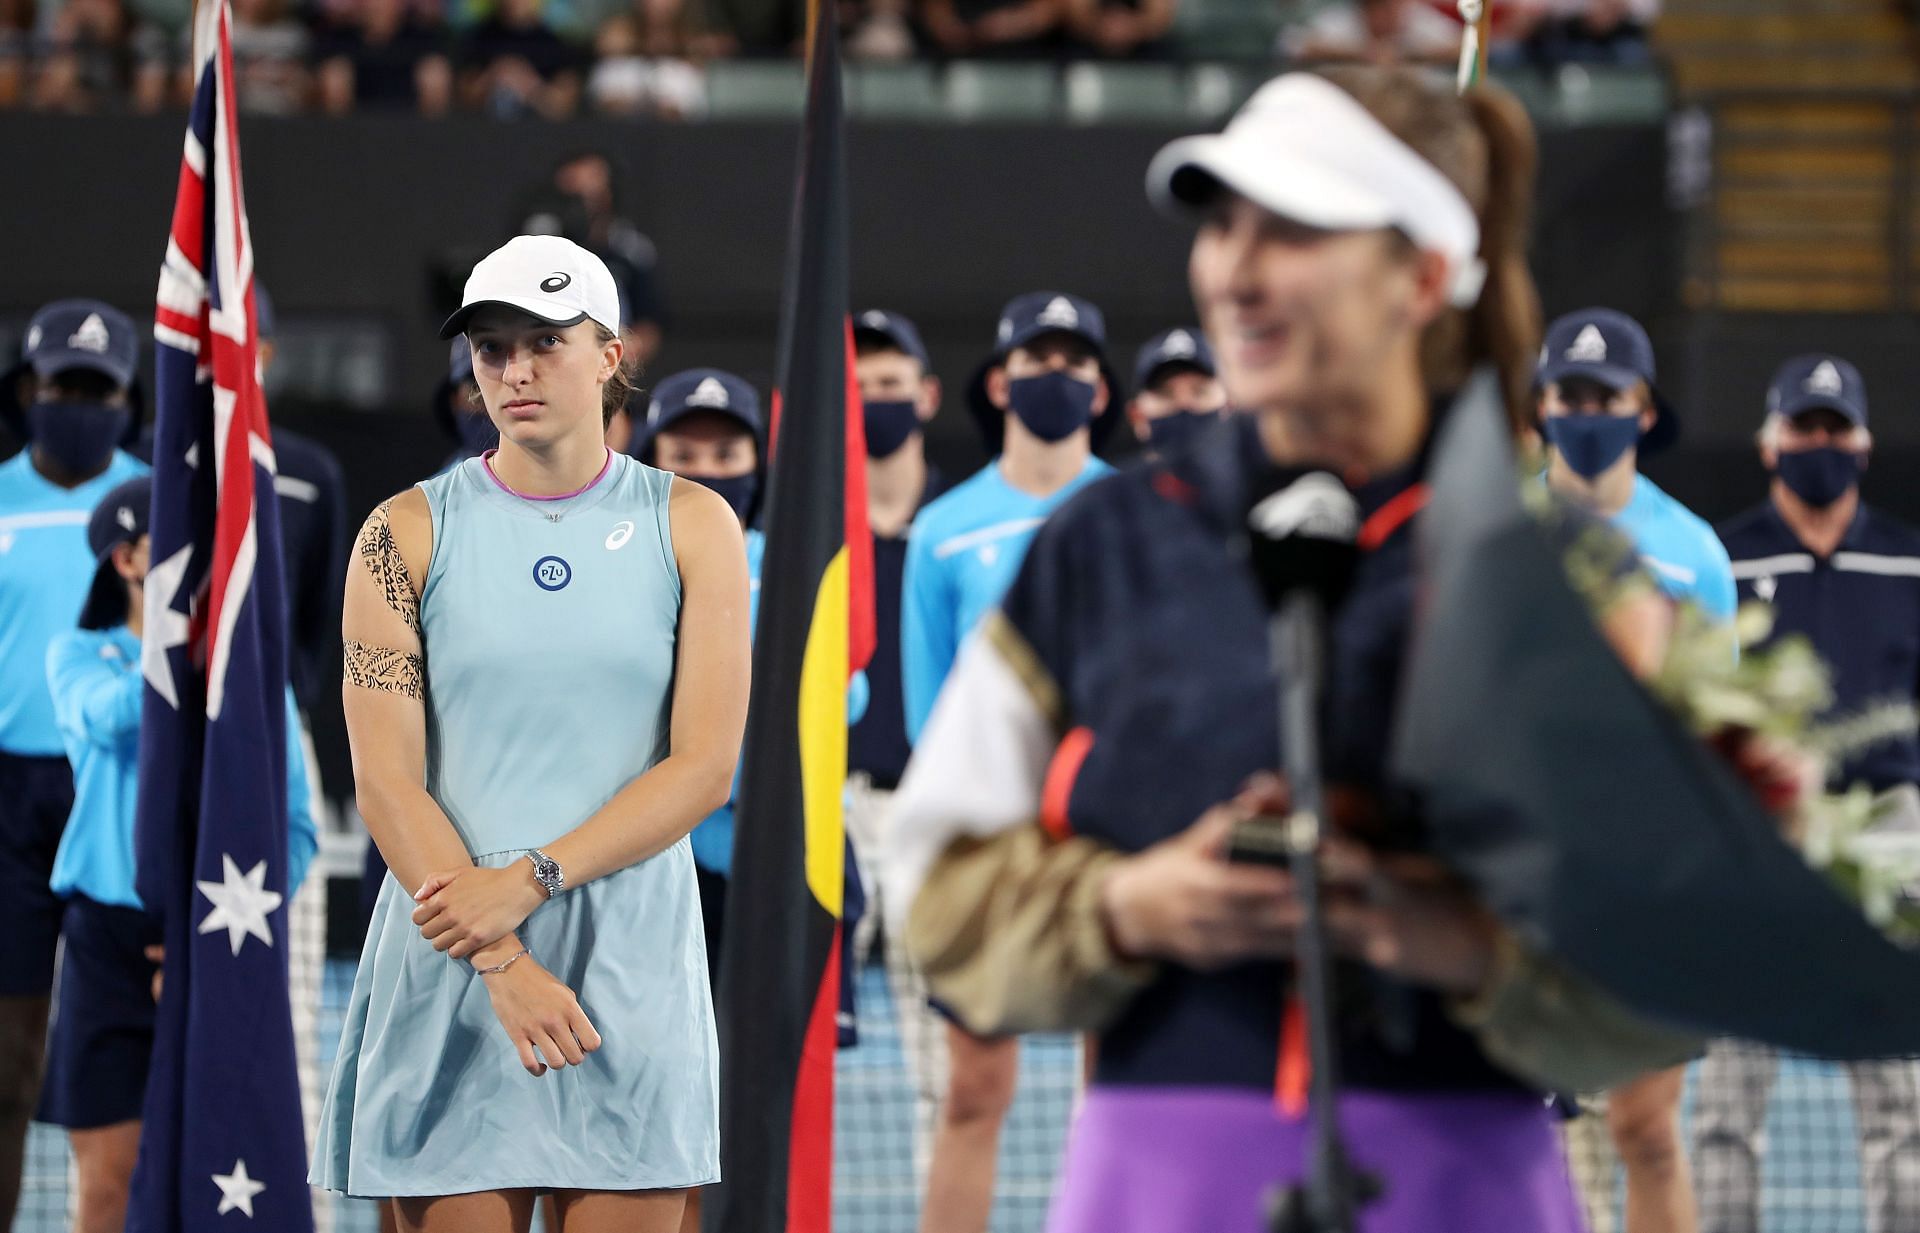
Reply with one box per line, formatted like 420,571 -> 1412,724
1047,1085 -> 1586,1233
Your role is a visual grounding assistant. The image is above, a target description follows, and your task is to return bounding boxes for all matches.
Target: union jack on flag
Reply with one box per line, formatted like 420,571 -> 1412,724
129,0 -> 311,1227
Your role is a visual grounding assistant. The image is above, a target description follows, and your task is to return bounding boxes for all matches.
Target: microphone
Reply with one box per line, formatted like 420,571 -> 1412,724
1231,472 -> 1359,868
1238,470 -> 1380,1233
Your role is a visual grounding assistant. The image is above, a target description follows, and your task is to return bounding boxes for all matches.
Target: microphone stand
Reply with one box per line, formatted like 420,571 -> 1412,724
1265,592 -> 1381,1233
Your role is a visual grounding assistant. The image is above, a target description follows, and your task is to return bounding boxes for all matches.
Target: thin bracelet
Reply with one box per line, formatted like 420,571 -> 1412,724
475,947 -> 530,977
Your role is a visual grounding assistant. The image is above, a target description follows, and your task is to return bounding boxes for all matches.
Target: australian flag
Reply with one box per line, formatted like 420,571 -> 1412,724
128,0 -> 312,1228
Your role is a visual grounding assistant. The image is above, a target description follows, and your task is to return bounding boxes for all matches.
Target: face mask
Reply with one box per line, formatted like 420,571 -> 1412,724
28,401 -> 130,477
692,473 -> 759,523
1542,413 -> 1641,480
1775,447 -> 1862,508
1146,409 -> 1216,453
864,400 -> 921,459
1007,371 -> 1097,444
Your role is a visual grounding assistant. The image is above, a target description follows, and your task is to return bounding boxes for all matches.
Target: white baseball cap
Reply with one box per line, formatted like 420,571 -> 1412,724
438,234 -> 623,339
1146,74 -> 1487,309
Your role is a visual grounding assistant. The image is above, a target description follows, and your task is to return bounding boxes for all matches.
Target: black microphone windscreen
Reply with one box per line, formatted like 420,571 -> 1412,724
1243,471 -> 1361,614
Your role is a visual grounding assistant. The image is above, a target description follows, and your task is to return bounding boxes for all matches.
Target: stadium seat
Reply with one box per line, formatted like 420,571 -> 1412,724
943,62 -> 1058,122
847,63 -> 944,122
1062,63 -> 1187,124
705,61 -> 809,120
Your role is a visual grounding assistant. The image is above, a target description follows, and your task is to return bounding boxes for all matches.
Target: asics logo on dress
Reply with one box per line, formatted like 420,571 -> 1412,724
69,313 -> 111,354
1805,360 -> 1845,398
688,377 -> 730,409
540,273 -> 572,293
1037,297 -> 1079,329
606,521 -> 635,550
1565,324 -> 1608,363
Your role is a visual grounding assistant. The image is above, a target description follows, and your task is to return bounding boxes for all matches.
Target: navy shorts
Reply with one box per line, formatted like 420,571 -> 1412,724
37,895 -> 161,1129
0,751 -> 75,997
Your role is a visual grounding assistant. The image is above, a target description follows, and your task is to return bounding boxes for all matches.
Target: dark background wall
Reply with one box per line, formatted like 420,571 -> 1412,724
7,112 -> 1917,795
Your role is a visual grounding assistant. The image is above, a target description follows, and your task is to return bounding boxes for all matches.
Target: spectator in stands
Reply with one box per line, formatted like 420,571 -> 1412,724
919,0 -> 1063,58
1705,354 -> 1920,1233
586,10 -> 707,119
1061,0 -> 1174,58
1280,0 -> 1459,65
520,150 -> 668,369
459,0 -> 582,119
0,0 -> 31,106
28,0 -> 132,111
842,0 -> 916,59
226,0 -> 310,112
1524,0 -> 1657,65
314,0 -> 452,115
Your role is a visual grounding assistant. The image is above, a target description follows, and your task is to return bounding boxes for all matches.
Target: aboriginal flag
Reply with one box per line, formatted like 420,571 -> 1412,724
710,0 -> 874,1227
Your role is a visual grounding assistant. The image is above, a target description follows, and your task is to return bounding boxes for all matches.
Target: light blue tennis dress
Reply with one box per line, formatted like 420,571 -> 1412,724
312,452 -> 718,1197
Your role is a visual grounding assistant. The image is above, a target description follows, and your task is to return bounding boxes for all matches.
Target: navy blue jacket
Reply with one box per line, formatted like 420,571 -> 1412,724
1719,500 -> 1920,793
999,416 -> 1524,1093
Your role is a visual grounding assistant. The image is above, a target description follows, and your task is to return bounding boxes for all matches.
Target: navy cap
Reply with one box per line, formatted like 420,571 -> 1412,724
78,476 -> 153,631
23,299 -> 138,388
637,368 -> 763,460
1536,307 -> 1678,454
1133,327 -> 1216,391
1767,353 -> 1867,428
431,339 -> 478,438
853,309 -> 930,369
992,292 -> 1107,359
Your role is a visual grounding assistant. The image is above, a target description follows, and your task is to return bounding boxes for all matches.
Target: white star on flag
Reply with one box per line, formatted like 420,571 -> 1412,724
211,1158 -> 266,1217
140,543 -> 195,710
196,854 -> 282,956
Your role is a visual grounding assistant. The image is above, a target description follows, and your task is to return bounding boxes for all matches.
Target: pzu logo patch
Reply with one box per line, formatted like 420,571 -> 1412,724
533,555 -> 572,591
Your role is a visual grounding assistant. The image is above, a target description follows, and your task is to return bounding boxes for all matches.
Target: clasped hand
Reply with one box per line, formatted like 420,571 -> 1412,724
1099,773 -> 1501,998
411,864 -> 546,960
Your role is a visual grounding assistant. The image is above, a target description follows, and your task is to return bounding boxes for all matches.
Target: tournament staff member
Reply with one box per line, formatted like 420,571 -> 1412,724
901,290 -> 1116,1233
1701,354 -> 1920,1233
847,308 -> 948,1180
0,299 -> 148,1228
1126,326 -> 1228,457
1535,305 -> 1733,1233
38,477 -> 316,1233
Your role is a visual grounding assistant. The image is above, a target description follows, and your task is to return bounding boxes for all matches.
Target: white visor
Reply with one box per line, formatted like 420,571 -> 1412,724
440,234 -> 624,339
1146,74 -> 1487,309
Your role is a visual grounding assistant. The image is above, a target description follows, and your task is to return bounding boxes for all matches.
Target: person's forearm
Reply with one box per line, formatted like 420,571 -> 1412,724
540,748 -> 734,888
358,777 -> 478,897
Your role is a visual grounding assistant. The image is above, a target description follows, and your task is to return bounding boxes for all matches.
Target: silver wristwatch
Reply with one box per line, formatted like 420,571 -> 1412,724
525,849 -> 564,899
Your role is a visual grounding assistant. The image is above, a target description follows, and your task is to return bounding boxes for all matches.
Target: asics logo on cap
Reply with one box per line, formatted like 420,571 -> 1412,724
862,311 -> 890,329
540,273 -> 572,293
1565,324 -> 1608,364
647,397 -> 665,423
69,313 -> 111,354
1037,297 -> 1080,329
1805,360 -> 1845,398
689,377 -> 730,409
24,325 -> 41,353
997,318 -> 1013,344
1163,330 -> 1197,358
116,505 -> 137,532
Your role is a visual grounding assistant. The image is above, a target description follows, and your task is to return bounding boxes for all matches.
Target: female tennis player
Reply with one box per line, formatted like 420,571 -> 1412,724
312,234 -> 750,1233
883,67 -> 1699,1232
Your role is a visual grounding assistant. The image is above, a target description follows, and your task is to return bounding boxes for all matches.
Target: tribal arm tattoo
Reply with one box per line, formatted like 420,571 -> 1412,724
344,639 -> 424,699
356,498 -> 421,636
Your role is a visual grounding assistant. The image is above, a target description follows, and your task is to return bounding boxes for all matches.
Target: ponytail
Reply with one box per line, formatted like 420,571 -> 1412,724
1314,66 -> 1544,437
